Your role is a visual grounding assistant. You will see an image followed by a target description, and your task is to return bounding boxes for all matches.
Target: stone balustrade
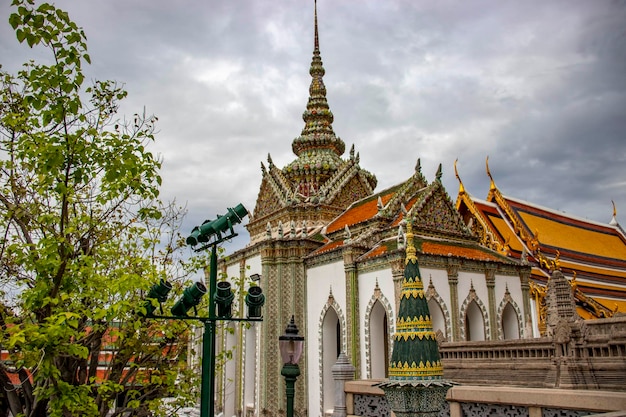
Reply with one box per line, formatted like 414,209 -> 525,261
334,316 -> 626,417
440,315 -> 626,391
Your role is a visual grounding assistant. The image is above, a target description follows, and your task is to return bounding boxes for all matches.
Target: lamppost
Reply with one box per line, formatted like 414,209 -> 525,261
141,203 -> 264,417
279,316 -> 304,417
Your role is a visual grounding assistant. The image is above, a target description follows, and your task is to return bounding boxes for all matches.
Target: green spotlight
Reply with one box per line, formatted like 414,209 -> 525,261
186,203 -> 248,246
141,279 -> 172,317
215,281 -> 235,319
171,282 -> 207,317
245,285 -> 265,319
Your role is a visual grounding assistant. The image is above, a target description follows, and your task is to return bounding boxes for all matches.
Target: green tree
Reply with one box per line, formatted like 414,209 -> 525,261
0,1 -> 203,416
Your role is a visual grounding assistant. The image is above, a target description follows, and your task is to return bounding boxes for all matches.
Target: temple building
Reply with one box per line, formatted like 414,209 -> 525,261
208,3 -> 626,417
454,158 -> 626,334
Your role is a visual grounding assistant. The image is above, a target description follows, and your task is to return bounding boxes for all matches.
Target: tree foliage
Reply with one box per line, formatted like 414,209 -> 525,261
0,1 -> 204,416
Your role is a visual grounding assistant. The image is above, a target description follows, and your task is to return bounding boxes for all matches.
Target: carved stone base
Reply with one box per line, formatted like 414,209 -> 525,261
378,381 -> 454,417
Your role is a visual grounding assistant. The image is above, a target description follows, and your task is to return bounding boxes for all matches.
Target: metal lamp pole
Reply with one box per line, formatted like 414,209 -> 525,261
143,204 -> 264,417
279,316 -> 305,417
200,242 -> 218,417
281,363 -> 300,417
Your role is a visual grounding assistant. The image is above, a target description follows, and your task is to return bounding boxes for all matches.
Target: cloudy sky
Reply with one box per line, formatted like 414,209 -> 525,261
2,0 -> 625,252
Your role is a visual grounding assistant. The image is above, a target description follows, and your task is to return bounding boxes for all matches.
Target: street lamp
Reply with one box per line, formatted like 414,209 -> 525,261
279,316 -> 304,417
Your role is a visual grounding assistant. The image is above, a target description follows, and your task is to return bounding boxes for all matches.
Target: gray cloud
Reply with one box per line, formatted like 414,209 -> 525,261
2,0 -> 625,252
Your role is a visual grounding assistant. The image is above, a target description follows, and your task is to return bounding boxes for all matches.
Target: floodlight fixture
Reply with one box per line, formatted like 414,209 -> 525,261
171,281 -> 207,317
186,203 -> 248,246
141,279 -> 172,317
245,285 -> 265,319
214,281 -> 235,319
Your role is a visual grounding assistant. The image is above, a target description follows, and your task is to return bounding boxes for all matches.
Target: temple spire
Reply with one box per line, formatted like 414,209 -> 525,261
314,0 -> 319,52
290,0 -> 344,158
283,0 -> 347,195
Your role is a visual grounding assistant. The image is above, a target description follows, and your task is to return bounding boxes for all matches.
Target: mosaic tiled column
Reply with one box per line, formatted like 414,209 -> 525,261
257,239 -> 313,417
343,247 -> 362,378
446,261 -> 460,342
391,258 -> 405,314
485,266 -> 497,340
519,268 -> 532,334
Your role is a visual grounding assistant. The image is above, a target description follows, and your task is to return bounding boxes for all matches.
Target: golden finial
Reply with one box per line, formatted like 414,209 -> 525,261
454,159 -> 465,194
613,200 -> 617,217
486,156 -> 496,192
405,219 -> 417,263
570,271 -> 578,290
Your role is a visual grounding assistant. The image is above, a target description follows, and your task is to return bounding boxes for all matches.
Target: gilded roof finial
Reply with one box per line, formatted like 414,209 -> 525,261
610,200 -> 618,225
486,156 -> 496,192
613,200 -> 617,217
405,220 -> 417,264
454,158 -> 466,194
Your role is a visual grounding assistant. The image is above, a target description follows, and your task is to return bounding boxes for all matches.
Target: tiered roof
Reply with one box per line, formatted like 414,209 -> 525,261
455,158 -> 626,319
309,161 -> 515,266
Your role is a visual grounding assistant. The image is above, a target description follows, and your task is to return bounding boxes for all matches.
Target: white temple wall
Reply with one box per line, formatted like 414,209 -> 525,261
421,267 -> 452,307
222,323 -> 238,417
305,258 -> 348,417
422,267 -> 453,339
357,268 -> 395,379
457,271 -> 488,302
495,273 -> 526,338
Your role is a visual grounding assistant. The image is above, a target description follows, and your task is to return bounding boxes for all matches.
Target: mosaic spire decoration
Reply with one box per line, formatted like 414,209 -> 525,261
379,219 -> 454,417
388,220 -> 444,380
283,0 -> 346,193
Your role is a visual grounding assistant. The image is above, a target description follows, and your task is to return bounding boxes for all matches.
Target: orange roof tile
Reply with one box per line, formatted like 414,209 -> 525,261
326,188 -> 397,234
360,243 -> 391,260
308,238 -> 344,256
421,241 -> 505,262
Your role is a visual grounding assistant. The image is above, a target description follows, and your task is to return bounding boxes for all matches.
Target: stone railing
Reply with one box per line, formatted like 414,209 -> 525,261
335,316 -> 626,417
446,386 -> 626,417
440,315 -> 626,391
343,380 -> 392,417
341,382 -> 626,417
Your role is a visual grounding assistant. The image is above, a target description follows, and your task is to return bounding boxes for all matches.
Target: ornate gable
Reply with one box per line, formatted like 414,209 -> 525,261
412,181 -> 474,239
252,156 -> 292,220
454,159 -> 510,254
378,159 -> 428,222
327,172 -> 372,208
253,177 -> 285,220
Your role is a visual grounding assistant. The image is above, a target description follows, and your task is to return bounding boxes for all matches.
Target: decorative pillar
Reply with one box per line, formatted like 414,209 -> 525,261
331,353 -> 356,417
446,261 -> 460,342
343,247 -> 361,378
485,266 -> 497,340
519,267 -> 532,332
257,238 -> 316,417
391,258 -> 405,314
